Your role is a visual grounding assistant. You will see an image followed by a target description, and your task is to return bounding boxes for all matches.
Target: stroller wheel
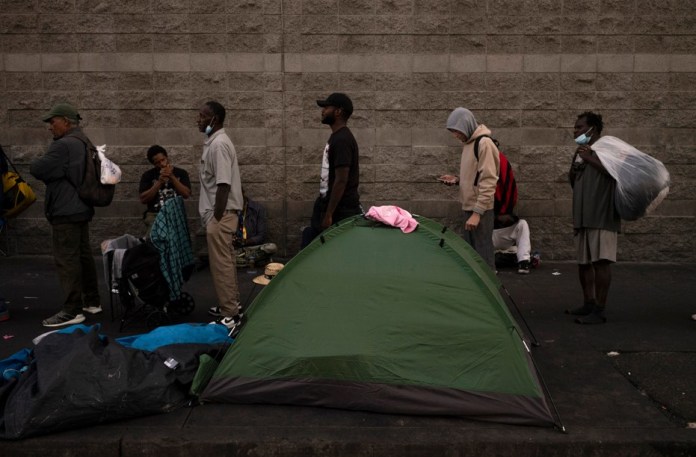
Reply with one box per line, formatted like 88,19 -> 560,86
171,292 -> 195,316
146,310 -> 167,329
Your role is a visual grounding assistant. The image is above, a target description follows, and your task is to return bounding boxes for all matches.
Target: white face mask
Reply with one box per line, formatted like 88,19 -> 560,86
574,127 -> 593,145
205,117 -> 215,136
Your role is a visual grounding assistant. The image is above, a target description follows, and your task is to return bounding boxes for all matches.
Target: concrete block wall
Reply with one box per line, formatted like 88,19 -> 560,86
1,0 -> 695,261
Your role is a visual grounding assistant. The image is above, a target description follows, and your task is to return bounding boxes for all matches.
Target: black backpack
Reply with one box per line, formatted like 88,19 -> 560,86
65,131 -> 115,207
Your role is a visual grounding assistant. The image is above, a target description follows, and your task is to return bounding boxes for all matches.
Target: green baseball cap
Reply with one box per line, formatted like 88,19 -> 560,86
42,102 -> 82,122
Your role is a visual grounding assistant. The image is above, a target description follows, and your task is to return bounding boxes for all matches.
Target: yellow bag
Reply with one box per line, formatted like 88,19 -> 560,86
2,170 -> 36,218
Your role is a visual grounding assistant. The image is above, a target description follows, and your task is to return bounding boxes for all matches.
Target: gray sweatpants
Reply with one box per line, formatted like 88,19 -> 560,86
461,210 -> 495,271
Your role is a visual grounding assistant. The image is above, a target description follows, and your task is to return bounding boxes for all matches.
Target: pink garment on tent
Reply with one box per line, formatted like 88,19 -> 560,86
365,205 -> 419,233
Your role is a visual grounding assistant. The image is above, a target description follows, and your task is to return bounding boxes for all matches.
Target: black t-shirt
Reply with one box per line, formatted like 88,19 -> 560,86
328,126 -> 360,208
138,166 -> 191,213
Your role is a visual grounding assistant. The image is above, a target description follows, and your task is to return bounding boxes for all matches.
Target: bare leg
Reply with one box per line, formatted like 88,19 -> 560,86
575,261 -> 610,324
592,260 -> 612,307
578,263 -> 596,304
566,264 -> 596,315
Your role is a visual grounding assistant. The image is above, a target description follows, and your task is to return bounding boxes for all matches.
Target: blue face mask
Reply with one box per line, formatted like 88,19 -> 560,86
574,127 -> 593,145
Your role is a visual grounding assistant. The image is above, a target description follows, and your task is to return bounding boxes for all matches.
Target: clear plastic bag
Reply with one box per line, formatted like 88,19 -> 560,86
592,136 -> 670,221
96,145 -> 122,185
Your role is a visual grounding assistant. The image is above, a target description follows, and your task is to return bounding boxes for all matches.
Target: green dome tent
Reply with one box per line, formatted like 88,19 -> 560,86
201,215 -> 556,426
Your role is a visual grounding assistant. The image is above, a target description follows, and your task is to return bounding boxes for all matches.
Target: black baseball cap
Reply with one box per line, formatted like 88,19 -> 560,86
316,93 -> 353,118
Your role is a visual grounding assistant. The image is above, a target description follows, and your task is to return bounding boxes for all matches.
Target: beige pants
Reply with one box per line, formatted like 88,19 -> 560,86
206,212 -> 240,317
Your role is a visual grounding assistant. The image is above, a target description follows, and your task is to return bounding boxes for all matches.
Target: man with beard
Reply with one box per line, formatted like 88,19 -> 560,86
301,93 -> 361,248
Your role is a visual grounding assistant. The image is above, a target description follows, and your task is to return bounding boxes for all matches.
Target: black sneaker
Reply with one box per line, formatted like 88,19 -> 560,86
517,261 -> 530,274
208,306 -> 223,317
208,305 -> 243,317
42,311 -> 85,328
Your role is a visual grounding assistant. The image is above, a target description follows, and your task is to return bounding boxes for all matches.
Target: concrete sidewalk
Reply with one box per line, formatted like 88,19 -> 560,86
0,256 -> 695,456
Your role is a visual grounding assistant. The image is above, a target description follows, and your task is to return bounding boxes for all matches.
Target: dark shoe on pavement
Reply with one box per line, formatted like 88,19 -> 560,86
42,311 -> 86,328
208,306 -> 223,317
575,310 -> 607,325
517,261 -> 530,274
209,305 -> 243,318
565,303 -> 595,316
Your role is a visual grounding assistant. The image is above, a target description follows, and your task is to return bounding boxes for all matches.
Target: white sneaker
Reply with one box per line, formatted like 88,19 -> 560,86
82,305 -> 103,315
210,314 -> 244,336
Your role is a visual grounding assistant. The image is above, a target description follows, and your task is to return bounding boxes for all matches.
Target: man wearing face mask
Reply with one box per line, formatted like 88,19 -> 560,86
301,93 -> 361,248
197,101 -> 244,331
567,111 -> 620,325
438,107 -> 500,270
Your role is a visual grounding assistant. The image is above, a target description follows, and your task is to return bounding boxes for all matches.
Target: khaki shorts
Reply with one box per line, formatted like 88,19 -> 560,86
574,228 -> 617,264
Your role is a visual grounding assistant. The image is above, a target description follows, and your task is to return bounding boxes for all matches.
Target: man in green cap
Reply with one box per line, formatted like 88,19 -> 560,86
30,102 -> 102,327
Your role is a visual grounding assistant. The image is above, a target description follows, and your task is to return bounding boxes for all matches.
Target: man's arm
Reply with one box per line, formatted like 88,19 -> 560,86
321,166 -> 349,229
214,183 -> 230,222
30,142 -> 69,183
473,140 -> 498,215
139,171 -> 163,204
568,153 -> 578,187
577,145 -> 610,175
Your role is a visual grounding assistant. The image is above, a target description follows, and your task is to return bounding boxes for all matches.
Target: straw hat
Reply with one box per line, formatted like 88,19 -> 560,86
252,262 -> 285,285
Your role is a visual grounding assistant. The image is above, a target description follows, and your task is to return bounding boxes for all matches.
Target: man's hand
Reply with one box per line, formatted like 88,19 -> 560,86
159,164 -> 173,183
321,212 -> 333,230
465,212 -> 481,231
438,174 -> 459,186
576,145 -> 593,161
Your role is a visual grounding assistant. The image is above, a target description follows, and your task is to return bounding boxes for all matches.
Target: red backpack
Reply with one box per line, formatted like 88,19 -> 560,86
473,135 -> 518,216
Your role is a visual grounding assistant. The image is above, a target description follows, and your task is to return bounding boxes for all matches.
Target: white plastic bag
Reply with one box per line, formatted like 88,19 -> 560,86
592,136 -> 670,221
96,145 -> 122,185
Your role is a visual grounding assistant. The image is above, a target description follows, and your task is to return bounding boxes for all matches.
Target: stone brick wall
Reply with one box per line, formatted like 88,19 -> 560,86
1,0 -> 695,261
